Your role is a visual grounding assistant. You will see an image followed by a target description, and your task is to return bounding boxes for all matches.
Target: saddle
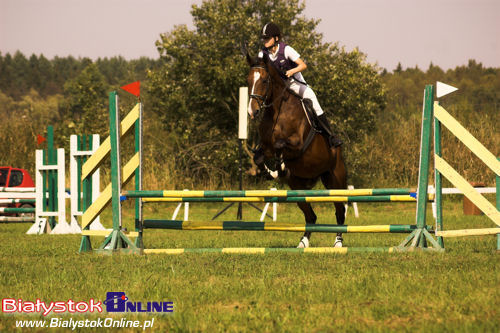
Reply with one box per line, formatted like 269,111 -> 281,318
298,98 -> 322,154
301,99 -> 322,133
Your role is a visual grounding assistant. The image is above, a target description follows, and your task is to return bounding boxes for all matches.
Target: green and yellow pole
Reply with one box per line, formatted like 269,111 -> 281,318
134,101 -> 143,249
79,134 -> 92,252
98,91 -> 138,253
399,84 -> 442,251
434,103 -> 444,248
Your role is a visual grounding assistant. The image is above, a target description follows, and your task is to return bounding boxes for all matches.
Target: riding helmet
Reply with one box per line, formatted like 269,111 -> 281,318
261,22 -> 281,40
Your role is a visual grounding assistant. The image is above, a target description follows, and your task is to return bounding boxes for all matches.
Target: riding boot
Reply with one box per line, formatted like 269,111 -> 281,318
317,114 -> 343,147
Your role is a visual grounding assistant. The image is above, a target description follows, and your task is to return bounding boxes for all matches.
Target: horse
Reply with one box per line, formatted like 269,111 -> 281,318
245,52 -> 348,248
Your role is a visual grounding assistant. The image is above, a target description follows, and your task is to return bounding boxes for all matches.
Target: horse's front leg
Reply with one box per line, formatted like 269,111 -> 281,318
295,202 -> 317,248
253,145 -> 279,179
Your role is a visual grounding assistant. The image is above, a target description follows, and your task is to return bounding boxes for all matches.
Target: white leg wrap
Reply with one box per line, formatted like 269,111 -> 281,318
297,236 -> 310,248
333,235 -> 343,248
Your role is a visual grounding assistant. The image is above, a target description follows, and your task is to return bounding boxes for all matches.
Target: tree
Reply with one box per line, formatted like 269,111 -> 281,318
149,0 -> 386,182
61,63 -> 109,135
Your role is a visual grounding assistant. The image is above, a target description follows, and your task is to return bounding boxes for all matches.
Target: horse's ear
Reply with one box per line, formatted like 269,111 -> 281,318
240,41 -> 253,66
246,52 -> 253,66
262,53 -> 269,65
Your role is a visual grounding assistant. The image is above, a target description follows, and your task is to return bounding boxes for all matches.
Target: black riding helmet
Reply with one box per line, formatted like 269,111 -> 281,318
261,22 -> 281,40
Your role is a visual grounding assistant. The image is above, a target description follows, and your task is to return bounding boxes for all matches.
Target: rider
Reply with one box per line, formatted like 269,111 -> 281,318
258,22 -> 342,147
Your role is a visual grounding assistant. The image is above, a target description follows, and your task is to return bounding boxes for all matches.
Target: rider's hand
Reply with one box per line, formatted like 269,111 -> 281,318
285,69 -> 294,78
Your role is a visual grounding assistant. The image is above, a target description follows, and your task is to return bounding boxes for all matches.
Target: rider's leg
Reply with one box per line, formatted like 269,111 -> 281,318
289,81 -> 343,147
317,114 -> 342,147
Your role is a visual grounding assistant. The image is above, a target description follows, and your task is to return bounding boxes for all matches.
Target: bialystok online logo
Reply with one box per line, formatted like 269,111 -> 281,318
2,299 -> 101,316
2,292 -> 173,316
104,292 -> 173,313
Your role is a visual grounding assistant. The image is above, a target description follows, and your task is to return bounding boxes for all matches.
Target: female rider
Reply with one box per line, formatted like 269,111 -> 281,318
258,22 -> 342,147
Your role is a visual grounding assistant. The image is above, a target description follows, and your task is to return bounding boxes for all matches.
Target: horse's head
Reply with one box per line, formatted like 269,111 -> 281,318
246,55 -> 271,119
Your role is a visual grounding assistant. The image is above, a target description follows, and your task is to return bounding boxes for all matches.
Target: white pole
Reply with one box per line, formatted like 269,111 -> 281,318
51,148 -> 72,234
238,87 -> 248,140
27,150 -> 45,234
172,189 -> 189,221
344,185 -> 359,218
70,135 -> 79,230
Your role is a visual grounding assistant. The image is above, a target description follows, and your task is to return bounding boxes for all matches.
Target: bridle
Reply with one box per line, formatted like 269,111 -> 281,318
248,62 -> 318,161
249,64 -> 288,116
249,65 -> 272,111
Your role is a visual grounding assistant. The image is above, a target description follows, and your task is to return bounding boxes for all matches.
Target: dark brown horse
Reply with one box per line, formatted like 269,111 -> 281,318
246,54 -> 347,248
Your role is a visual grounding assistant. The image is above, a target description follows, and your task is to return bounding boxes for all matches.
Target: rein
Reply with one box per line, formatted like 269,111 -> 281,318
249,65 -> 288,112
249,64 -> 317,161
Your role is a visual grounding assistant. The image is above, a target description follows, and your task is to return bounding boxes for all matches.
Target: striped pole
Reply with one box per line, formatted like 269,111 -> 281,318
125,188 -> 416,198
0,207 -> 35,214
0,199 -> 35,204
142,220 -> 429,233
0,216 -> 34,222
141,194 -> 432,203
143,246 -> 442,255
0,187 -> 36,192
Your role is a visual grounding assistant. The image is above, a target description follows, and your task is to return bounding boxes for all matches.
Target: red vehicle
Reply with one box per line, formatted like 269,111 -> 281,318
0,167 -> 36,217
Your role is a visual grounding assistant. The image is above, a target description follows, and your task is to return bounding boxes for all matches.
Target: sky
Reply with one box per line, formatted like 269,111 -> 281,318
1,0 -> 499,71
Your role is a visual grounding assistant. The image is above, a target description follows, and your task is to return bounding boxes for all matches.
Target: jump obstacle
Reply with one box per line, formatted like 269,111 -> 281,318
1,126 -> 104,234
0,187 -> 35,222
78,82 -> 499,254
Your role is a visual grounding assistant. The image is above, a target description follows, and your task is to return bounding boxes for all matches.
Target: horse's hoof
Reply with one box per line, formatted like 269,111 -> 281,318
297,236 -> 309,248
333,236 -> 343,248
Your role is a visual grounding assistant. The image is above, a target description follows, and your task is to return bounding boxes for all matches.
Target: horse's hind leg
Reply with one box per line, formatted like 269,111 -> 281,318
288,175 -> 317,248
321,170 -> 347,247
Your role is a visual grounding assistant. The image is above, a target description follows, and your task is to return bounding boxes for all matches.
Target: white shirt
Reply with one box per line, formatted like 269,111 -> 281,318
258,44 -> 306,84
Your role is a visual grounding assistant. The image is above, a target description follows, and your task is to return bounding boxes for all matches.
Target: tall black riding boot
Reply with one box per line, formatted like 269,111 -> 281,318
317,114 -> 343,147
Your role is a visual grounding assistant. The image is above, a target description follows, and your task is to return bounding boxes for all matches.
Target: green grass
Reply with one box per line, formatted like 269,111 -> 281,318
0,200 -> 498,332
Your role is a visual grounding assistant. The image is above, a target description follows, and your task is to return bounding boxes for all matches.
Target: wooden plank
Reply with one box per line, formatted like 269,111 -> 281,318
434,103 -> 500,175
81,104 -> 140,180
81,152 -> 140,229
435,155 -> 500,226
436,228 -> 500,237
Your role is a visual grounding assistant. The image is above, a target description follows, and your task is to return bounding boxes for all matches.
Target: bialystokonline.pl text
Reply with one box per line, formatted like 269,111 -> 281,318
16,317 -> 155,330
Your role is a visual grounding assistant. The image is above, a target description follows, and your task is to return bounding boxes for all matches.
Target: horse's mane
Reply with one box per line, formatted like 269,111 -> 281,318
248,55 -> 287,90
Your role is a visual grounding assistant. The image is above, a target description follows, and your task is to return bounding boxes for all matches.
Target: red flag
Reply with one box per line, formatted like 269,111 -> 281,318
120,81 -> 140,97
37,135 -> 46,146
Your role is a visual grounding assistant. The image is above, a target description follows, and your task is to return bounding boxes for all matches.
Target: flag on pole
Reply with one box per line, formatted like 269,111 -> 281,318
120,81 -> 140,97
37,135 -> 46,146
436,81 -> 458,98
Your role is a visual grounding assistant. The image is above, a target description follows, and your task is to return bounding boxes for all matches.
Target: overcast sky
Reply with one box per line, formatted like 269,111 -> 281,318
1,0 -> 498,70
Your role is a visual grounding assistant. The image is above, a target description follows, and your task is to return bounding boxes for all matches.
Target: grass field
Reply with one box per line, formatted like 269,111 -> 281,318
0,199 -> 498,332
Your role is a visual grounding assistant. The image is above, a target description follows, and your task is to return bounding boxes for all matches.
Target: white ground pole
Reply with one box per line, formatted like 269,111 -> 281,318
260,188 -> 278,221
70,134 -> 104,232
172,189 -> 190,221
0,187 -> 36,222
28,149 -> 69,234
0,187 -> 35,199
429,184 -> 497,219
344,185 -> 360,218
